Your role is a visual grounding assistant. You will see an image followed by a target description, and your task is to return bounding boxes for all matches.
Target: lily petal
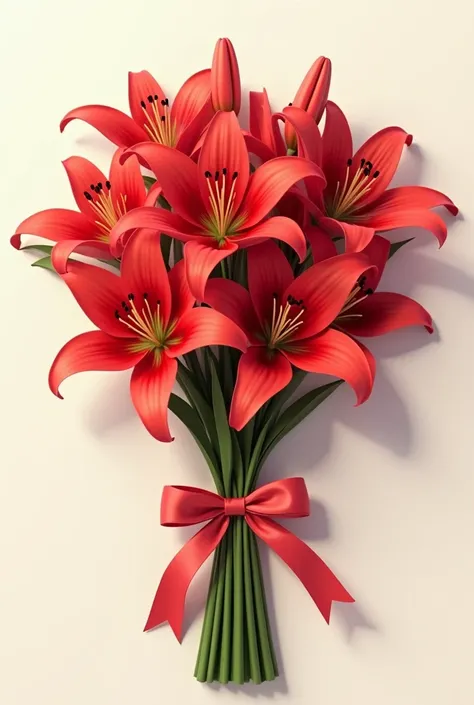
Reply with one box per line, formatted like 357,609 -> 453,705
359,208 -> 448,247
61,260 -> 130,337
109,207 -> 197,258
350,127 -> 412,207
109,148 -> 146,211
62,156 -> 108,219
361,235 -> 391,290
229,347 -> 292,430
168,259 -> 195,321
123,143 -> 204,225
51,239 -> 112,275
275,105 -> 323,165
363,185 -> 458,218
197,111 -> 249,216
144,182 -> 163,207
249,89 -> 284,156
204,278 -> 260,340
285,253 -> 372,339
128,70 -> 166,130
49,331 -> 145,398
322,101 -> 353,200
183,238 -> 238,301
12,208 -> 98,250
305,225 -> 337,262
172,67 -> 212,134
170,306 -> 248,357
120,229 -> 171,327
324,218 -> 376,253
342,292 -> 433,336
60,105 -> 147,147
242,156 -> 326,230
236,216 -> 307,263
130,352 -> 177,442
247,240 -> 294,328
283,328 -> 373,404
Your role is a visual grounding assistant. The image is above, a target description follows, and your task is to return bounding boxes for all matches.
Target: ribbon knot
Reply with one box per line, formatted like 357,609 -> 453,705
224,497 -> 246,516
146,477 -> 354,642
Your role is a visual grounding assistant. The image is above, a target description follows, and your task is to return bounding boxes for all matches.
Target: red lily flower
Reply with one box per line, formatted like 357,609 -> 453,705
284,56 -> 331,151
211,38 -> 241,114
204,240 -> 374,430
49,230 -> 248,442
108,111 -> 326,300
307,228 -> 433,338
304,101 -> 458,252
60,69 -> 213,154
12,149 -> 154,273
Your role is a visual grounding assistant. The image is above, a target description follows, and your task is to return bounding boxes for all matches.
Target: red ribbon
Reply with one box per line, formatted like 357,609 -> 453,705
145,478 -> 354,641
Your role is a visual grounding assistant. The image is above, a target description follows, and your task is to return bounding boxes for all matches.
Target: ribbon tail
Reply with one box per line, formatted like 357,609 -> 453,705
247,515 -> 354,623
144,515 -> 228,641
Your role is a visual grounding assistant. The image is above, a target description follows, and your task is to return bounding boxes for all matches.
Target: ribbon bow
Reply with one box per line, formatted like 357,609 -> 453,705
145,477 -> 353,641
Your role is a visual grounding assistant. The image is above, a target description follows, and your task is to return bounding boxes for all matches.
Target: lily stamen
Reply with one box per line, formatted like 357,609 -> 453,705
204,169 -> 239,240
330,157 -> 380,220
116,292 -> 164,347
141,95 -> 177,147
84,184 -> 127,239
268,295 -> 305,348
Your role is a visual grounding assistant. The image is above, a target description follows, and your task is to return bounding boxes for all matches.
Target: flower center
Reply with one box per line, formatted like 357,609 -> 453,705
139,95 -> 177,147
202,169 -> 244,243
83,181 -> 127,240
326,158 -> 380,220
113,292 -> 178,351
335,276 -> 373,322
266,294 -> 305,349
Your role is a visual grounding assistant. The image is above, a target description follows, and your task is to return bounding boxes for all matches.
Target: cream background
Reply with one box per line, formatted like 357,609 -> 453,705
1,1 -> 473,703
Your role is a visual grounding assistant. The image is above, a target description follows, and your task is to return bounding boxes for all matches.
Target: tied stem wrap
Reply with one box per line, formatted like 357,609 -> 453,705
145,477 -> 354,641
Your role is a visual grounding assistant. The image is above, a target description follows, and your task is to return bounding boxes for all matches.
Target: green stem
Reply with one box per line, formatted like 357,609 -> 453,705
206,534 -> 227,681
249,532 -> 278,679
194,548 -> 221,681
243,521 -> 262,684
231,518 -> 245,683
218,529 -> 233,683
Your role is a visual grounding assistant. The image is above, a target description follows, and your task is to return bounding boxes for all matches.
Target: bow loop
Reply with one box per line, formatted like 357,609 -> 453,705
160,485 -> 224,527
246,477 -> 310,518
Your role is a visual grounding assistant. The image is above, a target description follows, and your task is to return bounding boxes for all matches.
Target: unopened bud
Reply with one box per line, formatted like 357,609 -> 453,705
211,38 -> 241,114
285,56 -> 332,150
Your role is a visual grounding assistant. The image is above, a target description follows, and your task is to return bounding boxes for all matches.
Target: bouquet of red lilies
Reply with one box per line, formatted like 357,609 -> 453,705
12,38 -> 457,685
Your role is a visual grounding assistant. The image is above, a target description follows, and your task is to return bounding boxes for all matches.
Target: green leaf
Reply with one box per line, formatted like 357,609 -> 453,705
22,244 -> 53,255
31,255 -> 55,271
177,362 -> 218,449
211,360 -> 233,496
259,381 -> 343,471
262,368 -> 306,427
231,430 -> 244,496
168,394 -> 223,495
389,238 -> 414,259
142,175 -> 156,190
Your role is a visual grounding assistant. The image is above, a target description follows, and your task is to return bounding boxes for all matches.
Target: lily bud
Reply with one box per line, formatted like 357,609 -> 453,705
285,56 -> 332,151
211,38 -> 241,114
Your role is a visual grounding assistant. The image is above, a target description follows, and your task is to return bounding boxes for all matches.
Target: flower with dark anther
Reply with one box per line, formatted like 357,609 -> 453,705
60,69 -> 214,155
204,240 -> 375,431
246,97 -> 457,253
48,230 -> 248,442
11,148 -> 158,274
307,230 -> 433,361
108,111 -> 326,301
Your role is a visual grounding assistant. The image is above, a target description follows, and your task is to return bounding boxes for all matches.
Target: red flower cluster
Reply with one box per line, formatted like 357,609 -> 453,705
13,38 -> 457,442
